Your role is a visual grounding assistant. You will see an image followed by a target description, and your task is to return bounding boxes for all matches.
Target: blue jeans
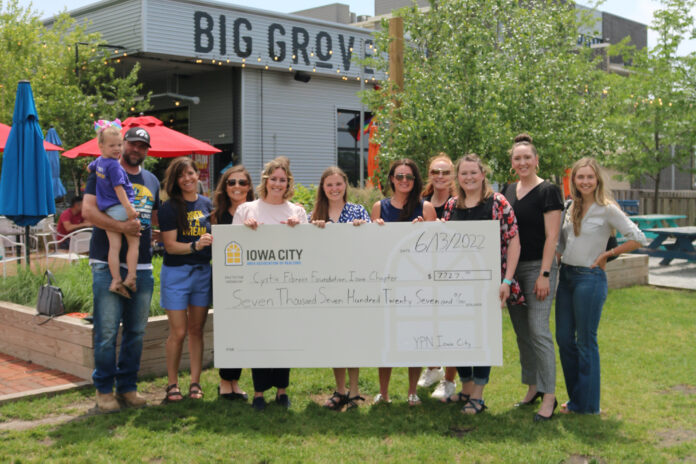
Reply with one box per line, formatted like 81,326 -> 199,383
555,264 -> 607,414
456,366 -> 491,385
91,263 -> 153,394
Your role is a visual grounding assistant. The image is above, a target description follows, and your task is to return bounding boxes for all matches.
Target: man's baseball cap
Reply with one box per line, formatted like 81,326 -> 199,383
124,127 -> 151,147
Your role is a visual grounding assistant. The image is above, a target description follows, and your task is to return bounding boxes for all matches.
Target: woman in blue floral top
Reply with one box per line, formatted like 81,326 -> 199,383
310,166 -> 370,411
441,153 -> 523,415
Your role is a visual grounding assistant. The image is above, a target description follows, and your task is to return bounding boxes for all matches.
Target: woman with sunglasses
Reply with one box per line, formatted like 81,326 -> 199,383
210,165 -> 255,402
234,157 -> 308,411
441,154 -> 523,414
371,159 -> 437,406
419,153 -> 459,399
310,166 -> 371,411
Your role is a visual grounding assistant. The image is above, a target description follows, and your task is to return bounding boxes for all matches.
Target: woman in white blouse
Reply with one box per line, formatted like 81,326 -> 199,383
555,157 -> 646,414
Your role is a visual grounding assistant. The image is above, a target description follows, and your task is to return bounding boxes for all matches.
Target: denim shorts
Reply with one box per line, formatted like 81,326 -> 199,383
106,204 -> 128,221
160,263 -> 212,310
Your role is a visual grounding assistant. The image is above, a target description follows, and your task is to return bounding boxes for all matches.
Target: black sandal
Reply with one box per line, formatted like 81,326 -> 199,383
164,384 -> 184,403
188,382 -> 204,400
322,391 -> 348,411
461,398 -> 487,415
441,392 -> 470,404
345,395 -> 365,410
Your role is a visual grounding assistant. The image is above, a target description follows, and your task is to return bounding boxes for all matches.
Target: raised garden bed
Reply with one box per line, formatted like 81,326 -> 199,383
0,301 -> 213,380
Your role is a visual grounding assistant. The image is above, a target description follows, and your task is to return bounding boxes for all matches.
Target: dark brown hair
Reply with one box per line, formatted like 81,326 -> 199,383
211,165 -> 254,224
163,157 -> 199,232
312,166 -> 348,221
509,133 -> 538,158
388,158 -> 423,221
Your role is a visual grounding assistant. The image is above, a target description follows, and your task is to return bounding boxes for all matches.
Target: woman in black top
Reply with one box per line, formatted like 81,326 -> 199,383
211,165 -> 255,401
503,134 -> 563,421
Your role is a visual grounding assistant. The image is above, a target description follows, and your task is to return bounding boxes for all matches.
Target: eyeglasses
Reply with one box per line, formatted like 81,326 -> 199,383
227,179 -> 250,187
430,169 -> 451,176
394,173 -> 415,181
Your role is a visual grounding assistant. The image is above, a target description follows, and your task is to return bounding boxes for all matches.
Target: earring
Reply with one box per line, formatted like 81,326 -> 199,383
509,167 -> 517,177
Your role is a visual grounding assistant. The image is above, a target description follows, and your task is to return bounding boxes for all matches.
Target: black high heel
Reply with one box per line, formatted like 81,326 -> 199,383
533,399 -> 558,422
514,391 -> 543,407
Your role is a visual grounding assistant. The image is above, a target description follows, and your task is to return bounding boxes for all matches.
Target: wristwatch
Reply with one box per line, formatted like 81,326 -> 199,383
190,241 -> 197,253
542,271 -> 550,278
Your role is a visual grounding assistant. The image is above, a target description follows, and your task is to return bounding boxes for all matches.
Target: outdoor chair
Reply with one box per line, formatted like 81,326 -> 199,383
618,199 -> 640,216
44,228 -> 93,268
1,233 -> 26,279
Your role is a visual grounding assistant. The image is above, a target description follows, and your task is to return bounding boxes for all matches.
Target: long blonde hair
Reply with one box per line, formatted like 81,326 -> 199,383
421,153 -> 455,199
257,157 -> 294,200
569,157 -> 614,236
454,154 -> 494,208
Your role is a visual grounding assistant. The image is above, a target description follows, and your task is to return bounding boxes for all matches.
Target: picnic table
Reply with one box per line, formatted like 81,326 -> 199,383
617,214 -> 687,242
636,226 -> 696,265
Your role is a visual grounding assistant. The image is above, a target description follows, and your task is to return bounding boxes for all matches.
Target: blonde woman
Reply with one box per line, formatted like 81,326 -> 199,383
419,153 -> 459,398
556,157 -> 645,414
234,157 -> 308,411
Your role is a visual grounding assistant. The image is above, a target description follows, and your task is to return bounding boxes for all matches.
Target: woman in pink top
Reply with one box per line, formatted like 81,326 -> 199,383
233,157 -> 307,411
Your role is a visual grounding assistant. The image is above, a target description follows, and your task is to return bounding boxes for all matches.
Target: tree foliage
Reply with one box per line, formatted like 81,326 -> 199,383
363,0 -> 612,187
0,0 -> 150,195
604,0 -> 696,208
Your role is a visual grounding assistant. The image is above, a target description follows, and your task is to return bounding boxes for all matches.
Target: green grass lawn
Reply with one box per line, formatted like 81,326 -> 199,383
0,286 -> 694,463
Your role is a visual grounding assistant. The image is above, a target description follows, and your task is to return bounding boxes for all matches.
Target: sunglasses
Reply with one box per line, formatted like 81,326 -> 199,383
227,179 -> 250,187
393,173 -> 415,181
430,169 -> 451,176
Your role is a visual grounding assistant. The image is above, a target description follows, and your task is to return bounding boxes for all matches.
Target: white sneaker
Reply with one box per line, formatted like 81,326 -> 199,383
431,379 -> 456,400
417,367 -> 445,388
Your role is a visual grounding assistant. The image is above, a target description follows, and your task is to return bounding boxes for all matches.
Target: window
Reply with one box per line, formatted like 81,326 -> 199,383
337,110 -> 371,185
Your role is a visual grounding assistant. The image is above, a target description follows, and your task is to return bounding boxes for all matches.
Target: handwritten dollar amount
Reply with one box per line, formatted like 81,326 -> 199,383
414,231 -> 485,253
429,270 -> 492,281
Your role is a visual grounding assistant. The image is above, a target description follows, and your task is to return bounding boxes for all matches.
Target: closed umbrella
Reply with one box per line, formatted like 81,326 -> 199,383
61,115 -> 221,158
1,122 -> 64,152
0,80 -> 55,265
45,127 -> 67,199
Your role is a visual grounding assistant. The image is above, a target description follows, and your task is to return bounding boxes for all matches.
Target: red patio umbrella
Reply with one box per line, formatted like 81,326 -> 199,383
0,122 -> 63,152
61,115 -> 221,158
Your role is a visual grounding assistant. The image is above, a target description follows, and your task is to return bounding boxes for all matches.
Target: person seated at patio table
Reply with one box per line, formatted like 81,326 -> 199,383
56,195 -> 91,249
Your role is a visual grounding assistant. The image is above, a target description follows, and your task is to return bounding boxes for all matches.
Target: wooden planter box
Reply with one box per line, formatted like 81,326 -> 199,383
0,302 -> 213,380
606,254 -> 649,289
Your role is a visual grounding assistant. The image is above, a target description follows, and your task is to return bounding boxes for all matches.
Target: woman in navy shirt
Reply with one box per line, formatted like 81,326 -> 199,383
159,157 -> 213,403
371,159 -> 436,406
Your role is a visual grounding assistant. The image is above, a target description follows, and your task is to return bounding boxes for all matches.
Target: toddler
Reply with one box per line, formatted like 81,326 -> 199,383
88,119 -> 139,298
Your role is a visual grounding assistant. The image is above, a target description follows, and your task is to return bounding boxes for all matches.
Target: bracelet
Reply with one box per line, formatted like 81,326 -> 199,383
502,278 -> 513,286
610,248 -> 617,257
190,241 -> 197,253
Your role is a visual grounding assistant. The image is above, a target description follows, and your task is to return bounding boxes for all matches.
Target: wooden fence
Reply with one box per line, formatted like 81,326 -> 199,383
613,189 -> 696,225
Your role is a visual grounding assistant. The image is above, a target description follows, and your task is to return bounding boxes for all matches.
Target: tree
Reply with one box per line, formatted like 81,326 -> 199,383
362,0 -> 613,186
605,0 -> 696,210
0,0 -> 150,194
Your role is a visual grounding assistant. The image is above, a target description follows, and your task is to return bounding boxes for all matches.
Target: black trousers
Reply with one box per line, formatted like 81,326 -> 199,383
219,368 -> 242,381
251,368 -> 290,392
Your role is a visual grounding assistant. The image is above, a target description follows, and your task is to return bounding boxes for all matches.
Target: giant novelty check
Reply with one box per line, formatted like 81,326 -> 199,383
212,221 -> 502,368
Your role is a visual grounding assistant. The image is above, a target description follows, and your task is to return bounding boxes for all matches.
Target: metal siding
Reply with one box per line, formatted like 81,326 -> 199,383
142,0 -> 382,80
241,68 -> 362,186
182,69 -> 234,145
71,0 -> 144,51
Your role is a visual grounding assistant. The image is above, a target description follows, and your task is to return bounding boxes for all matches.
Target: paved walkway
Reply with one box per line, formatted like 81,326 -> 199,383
647,256 -> 696,291
0,353 -> 90,404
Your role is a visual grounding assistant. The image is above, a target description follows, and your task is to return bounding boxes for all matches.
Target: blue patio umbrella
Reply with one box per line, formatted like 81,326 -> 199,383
0,80 -> 55,265
45,127 -> 67,199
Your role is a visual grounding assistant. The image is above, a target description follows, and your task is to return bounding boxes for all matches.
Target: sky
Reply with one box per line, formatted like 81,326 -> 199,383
20,0 -> 696,54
